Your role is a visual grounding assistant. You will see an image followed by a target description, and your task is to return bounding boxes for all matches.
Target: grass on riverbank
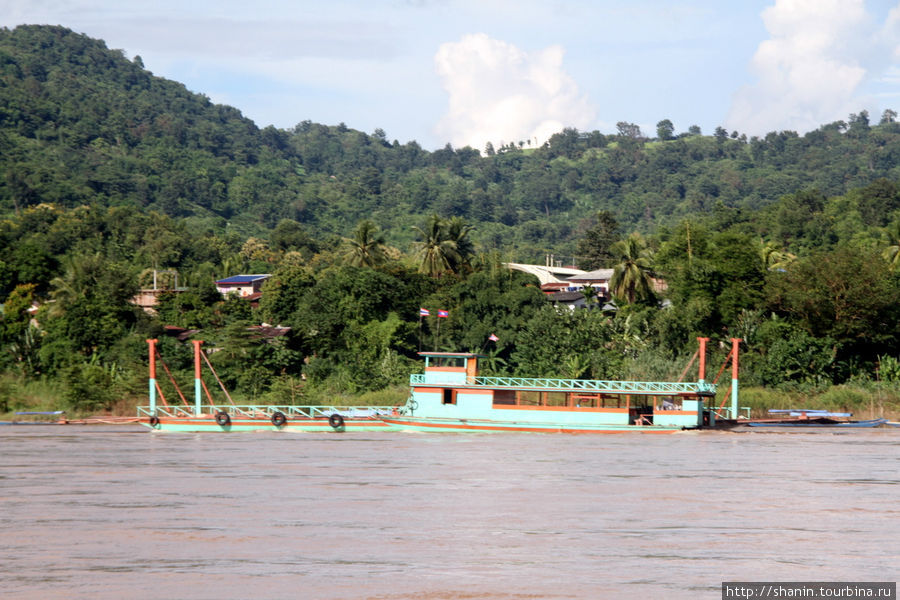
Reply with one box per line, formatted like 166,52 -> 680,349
0,374 -> 65,416
2,370 -> 898,421
735,384 -> 900,420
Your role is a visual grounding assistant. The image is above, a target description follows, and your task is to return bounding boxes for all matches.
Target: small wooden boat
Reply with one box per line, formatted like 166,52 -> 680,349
746,418 -> 888,428
744,409 -> 889,428
0,411 -> 67,425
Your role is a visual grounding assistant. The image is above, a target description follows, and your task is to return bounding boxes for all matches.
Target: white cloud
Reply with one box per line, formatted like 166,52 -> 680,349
726,0 -> 874,135
433,33 -> 594,151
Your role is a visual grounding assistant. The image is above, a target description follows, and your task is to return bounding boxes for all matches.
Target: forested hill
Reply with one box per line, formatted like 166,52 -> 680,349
3,24 -> 900,260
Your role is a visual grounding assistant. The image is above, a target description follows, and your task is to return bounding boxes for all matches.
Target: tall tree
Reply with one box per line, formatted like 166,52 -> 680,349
411,215 -> 461,277
443,216 -> 475,274
766,246 -> 900,369
343,219 -> 387,268
576,210 -> 621,270
656,119 -> 674,141
760,240 -> 796,272
882,221 -> 900,271
610,233 -> 655,304
616,121 -> 643,139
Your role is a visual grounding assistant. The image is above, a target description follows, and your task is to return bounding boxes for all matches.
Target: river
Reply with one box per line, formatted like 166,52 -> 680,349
1,426 -> 898,599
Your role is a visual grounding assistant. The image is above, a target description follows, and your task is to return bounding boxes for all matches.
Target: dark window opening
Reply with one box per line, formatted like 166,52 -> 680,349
493,389 -> 516,405
443,389 -> 456,405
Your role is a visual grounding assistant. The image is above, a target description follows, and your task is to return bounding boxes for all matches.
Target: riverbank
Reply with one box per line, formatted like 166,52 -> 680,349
737,384 -> 900,419
3,380 -> 899,422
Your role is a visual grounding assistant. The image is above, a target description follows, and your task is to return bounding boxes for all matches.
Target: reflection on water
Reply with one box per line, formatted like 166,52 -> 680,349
1,427 -> 898,599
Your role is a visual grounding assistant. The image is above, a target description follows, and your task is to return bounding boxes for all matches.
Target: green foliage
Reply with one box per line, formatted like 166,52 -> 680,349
610,233 -> 655,304
758,330 -> 835,390
63,359 -> 120,413
575,210 -> 621,270
511,306 -> 630,380
7,25 -> 900,408
656,223 -> 766,334
410,215 -> 475,276
878,355 -> 900,382
421,265 -> 546,353
342,219 -> 388,268
766,246 -> 900,367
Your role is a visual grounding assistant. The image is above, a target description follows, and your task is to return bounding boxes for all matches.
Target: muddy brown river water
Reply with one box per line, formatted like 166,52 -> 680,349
1,426 -> 898,599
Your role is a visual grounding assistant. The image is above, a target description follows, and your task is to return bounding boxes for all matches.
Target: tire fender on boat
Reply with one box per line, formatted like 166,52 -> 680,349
215,411 -> 231,427
328,413 -> 344,429
149,415 -> 160,427
271,411 -> 287,427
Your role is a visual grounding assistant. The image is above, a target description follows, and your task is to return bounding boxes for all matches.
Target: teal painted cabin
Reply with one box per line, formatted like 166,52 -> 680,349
382,352 -> 716,433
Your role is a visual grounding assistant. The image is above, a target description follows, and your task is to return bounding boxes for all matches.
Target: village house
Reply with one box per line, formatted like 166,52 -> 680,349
215,274 -> 271,298
131,269 -> 185,315
504,262 -> 586,294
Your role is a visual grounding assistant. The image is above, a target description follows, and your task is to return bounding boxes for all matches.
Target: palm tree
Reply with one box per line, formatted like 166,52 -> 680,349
47,253 -> 106,317
411,215 -> 460,277
609,233 -> 655,304
580,284 -> 598,308
443,216 -> 476,274
343,219 -> 387,268
883,221 -> 900,271
760,239 -> 796,271
479,349 -> 507,376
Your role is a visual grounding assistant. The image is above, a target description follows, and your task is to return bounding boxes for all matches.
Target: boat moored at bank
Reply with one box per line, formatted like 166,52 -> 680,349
138,339 -> 393,432
382,348 -> 718,434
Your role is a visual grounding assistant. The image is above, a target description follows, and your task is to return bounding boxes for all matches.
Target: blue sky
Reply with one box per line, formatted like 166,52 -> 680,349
6,1 -> 900,150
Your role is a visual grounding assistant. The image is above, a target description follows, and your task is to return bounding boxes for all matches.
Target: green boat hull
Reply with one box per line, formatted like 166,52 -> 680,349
137,406 -> 396,433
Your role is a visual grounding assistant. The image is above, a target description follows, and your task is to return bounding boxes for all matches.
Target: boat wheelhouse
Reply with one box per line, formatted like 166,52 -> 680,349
381,352 -> 717,433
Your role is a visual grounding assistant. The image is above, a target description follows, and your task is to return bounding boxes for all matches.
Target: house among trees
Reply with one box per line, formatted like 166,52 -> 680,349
505,262 -> 586,294
548,290 -> 589,310
566,268 -> 614,299
215,274 -> 271,299
132,269 -> 186,315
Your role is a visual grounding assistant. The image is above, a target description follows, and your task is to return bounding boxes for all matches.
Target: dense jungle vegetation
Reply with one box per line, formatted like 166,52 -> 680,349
2,25 -> 900,416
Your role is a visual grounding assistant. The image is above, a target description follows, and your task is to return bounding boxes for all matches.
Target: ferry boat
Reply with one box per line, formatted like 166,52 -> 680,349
138,339 -> 393,432
381,351 -> 718,433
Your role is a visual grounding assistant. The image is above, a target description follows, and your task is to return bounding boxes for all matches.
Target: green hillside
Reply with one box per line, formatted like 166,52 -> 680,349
2,24 -> 900,417
4,25 -> 900,258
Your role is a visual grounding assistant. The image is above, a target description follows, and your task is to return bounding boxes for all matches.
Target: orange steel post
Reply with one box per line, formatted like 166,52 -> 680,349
192,340 -> 203,416
730,338 -> 740,420
697,337 -> 710,383
147,339 -> 158,415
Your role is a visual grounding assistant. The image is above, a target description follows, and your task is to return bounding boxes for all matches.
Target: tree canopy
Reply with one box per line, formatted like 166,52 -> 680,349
3,25 -> 900,413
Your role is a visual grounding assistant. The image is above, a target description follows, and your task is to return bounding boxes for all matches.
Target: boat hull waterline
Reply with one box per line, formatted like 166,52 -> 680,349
147,416 -> 392,433
380,415 -> 685,433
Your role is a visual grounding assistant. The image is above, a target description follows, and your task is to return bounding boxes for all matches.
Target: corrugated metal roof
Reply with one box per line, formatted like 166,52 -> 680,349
567,268 -> 614,282
215,274 -> 271,284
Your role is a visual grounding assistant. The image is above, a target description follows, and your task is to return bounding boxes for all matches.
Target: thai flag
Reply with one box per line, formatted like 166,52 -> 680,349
419,308 -> 430,316
437,309 -> 449,318
488,333 -> 499,342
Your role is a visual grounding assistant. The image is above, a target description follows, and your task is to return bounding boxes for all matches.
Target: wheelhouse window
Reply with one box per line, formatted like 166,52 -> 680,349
427,356 -> 467,368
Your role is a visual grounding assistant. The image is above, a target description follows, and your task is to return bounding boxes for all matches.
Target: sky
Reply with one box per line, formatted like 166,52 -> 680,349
5,0 -> 900,151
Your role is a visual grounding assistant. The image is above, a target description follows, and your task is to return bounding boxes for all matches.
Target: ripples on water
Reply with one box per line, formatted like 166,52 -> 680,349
1,427 -> 898,599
